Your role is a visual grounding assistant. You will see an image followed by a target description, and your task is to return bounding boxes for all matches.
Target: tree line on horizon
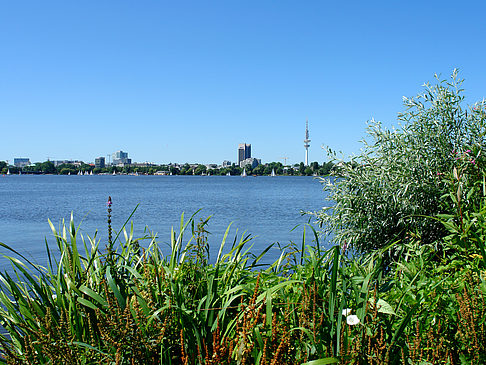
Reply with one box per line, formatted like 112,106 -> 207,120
0,160 -> 335,176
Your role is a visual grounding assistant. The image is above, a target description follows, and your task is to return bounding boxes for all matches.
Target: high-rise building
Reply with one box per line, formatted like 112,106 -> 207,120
238,143 -> 251,166
95,157 -> 106,169
112,150 -> 131,165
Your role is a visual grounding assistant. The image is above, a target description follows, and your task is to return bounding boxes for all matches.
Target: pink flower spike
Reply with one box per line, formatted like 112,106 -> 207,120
466,149 -> 471,154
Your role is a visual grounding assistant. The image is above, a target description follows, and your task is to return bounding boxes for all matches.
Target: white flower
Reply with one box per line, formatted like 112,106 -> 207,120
346,315 -> 360,326
342,308 -> 352,316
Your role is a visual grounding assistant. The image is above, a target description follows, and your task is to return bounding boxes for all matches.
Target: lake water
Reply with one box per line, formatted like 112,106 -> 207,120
0,175 -> 330,270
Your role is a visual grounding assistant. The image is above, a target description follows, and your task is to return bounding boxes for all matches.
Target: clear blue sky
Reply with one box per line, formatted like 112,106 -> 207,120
1,1 -> 486,165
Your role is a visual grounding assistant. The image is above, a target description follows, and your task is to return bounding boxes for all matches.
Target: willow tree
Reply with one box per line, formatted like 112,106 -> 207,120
318,70 -> 486,258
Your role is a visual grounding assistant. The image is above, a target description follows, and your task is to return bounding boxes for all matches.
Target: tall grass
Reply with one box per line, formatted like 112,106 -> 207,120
0,196 -> 483,364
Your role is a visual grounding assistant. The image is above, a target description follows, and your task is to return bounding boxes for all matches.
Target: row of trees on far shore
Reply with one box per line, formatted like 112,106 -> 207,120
0,160 -> 335,176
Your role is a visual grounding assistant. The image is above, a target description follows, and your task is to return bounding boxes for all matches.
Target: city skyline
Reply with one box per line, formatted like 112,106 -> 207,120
3,140 -> 310,167
1,2 -> 486,165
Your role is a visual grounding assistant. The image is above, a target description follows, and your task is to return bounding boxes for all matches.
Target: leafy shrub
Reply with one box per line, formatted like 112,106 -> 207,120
317,70 -> 486,257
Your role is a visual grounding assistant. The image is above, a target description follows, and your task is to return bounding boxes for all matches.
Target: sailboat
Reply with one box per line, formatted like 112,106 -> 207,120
241,169 -> 247,177
77,170 -> 82,175
112,171 -> 116,176
90,171 -> 93,176
226,172 -> 231,176
19,170 -> 21,175
7,169 -> 10,175
271,168 -> 276,177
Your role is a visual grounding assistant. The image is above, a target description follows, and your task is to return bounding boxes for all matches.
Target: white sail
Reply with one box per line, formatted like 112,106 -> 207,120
241,169 -> 247,177
6,169 -> 10,175
226,172 -> 230,176
271,168 -> 276,177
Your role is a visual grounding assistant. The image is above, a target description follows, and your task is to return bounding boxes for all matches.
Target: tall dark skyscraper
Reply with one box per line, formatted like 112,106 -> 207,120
238,143 -> 251,165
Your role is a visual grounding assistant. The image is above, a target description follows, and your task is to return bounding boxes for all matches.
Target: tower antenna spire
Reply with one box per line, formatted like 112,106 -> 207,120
304,119 -> 311,166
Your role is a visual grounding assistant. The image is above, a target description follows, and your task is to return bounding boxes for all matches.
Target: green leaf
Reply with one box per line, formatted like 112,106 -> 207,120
79,285 -> 108,308
301,358 -> 339,365
369,297 -> 395,315
77,297 -> 100,311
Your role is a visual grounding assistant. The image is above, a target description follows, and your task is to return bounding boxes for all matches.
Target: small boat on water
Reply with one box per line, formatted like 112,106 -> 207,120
90,171 -> 93,176
241,169 -> 247,177
112,171 -> 116,176
271,168 -> 276,177
226,172 -> 231,176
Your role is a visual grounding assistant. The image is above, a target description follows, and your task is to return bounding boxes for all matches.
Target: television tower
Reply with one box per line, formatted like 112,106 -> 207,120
304,120 -> 310,166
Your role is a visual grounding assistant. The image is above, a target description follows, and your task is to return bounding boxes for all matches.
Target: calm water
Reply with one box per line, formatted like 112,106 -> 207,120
0,175 -> 329,270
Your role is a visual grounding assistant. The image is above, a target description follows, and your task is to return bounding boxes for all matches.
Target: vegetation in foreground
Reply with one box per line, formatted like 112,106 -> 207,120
0,71 -> 485,364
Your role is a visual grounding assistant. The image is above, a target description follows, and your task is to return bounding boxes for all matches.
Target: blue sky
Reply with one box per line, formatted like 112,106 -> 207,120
1,1 -> 486,165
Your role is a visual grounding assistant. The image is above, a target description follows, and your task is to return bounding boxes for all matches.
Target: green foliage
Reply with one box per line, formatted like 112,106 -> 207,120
317,70 -> 486,256
0,197 -> 485,363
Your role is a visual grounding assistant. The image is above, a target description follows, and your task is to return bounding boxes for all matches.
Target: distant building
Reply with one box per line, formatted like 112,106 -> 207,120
112,150 -> 131,165
52,160 -> 83,167
132,162 -> 155,168
238,143 -> 251,166
240,157 -> 261,169
222,160 -> 232,168
95,157 -> 106,169
13,158 -> 30,168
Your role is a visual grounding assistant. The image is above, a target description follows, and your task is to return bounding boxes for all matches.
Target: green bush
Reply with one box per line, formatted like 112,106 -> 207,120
317,70 -> 486,257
